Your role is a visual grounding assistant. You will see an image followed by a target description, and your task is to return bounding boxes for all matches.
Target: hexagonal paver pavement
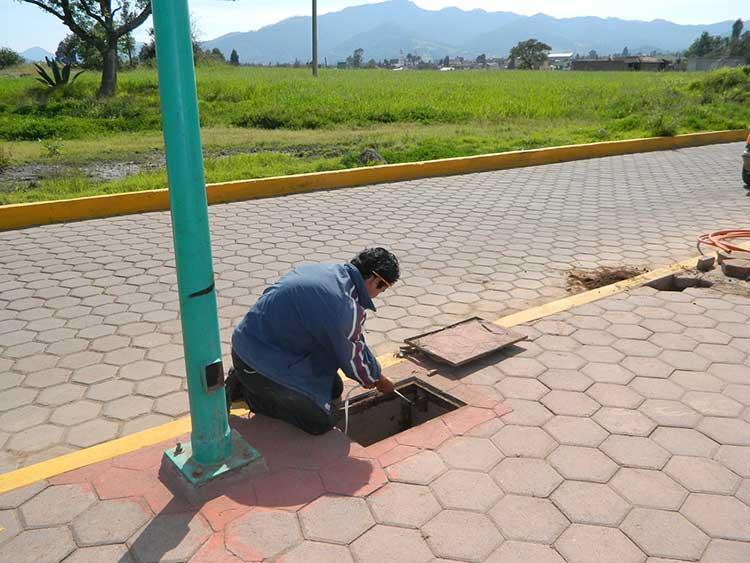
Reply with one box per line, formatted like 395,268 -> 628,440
3,144 -> 750,562
491,425 -> 557,458
550,481 -> 630,526
681,494 -> 750,541
19,484 -> 96,527
490,495 -> 569,543
350,524 -> 433,563
367,482 -> 441,528
599,435 -> 670,469
621,508 -> 709,560
437,435 -> 503,470
225,509 -> 302,560
491,457 -> 563,497
72,499 -> 150,546
548,446 -> 618,483
609,468 -> 688,510
555,524 -> 645,563
298,495 -> 374,544
664,456 -> 741,495
3,141 -> 750,470
423,510 -> 502,561
431,469 -> 503,511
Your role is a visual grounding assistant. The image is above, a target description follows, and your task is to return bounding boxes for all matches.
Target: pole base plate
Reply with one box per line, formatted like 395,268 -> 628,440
161,429 -> 266,504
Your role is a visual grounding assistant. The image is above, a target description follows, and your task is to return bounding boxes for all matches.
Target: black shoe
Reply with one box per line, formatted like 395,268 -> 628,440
225,367 -> 243,413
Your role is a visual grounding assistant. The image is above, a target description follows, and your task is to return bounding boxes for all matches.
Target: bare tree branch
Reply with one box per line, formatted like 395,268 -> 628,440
15,0 -> 65,20
77,0 -> 107,27
116,2 -> 151,38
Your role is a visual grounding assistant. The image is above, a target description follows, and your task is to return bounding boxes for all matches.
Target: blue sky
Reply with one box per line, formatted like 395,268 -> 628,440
1,0 -> 747,53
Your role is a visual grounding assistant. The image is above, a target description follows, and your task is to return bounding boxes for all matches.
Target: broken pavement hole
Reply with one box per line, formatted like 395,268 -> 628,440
567,266 -> 647,292
336,377 -> 464,447
647,274 -> 713,292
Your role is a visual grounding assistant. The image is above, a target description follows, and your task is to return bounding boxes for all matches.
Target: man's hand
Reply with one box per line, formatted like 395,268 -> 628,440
374,375 -> 395,395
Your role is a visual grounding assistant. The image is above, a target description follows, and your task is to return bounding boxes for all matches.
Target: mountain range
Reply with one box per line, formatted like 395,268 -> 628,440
21,47 -> 54,63
201,0 -> 742,64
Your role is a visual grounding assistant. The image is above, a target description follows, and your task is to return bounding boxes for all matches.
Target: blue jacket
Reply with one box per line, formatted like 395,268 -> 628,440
231,263 -> 382,412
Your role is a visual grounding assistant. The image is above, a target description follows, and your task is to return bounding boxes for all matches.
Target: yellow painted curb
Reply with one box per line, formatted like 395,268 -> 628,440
494,256 -> 699,328
1,129 -> 745,231
0,408 -> 246,495
0,255 -> 703,494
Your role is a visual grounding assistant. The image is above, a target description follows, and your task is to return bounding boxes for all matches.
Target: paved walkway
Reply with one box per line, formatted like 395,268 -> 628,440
1,142 -> 748,472
1,282 -> 749,562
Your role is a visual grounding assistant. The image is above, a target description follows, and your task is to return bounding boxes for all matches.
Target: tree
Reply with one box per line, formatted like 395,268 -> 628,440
55,31 -> 102,69
732,19 -> 744,42
686,31 -> 727,57
622,46 -> 630,57
56,34 -> 80,65
0,47 -> 24,69
346,48 -> 364,68
730,19 -> 744,56
588,50 -> 599,59
476,53 -> 487,67
16,0 -> 152,97
509,39 -> 551,70
230,49 -> 240,66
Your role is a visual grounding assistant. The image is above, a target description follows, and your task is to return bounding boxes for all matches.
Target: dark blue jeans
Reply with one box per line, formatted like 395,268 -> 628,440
229,350 -> 343,435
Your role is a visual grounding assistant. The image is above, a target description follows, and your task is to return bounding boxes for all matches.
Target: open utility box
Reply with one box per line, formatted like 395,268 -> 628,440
335,377 -> 464,447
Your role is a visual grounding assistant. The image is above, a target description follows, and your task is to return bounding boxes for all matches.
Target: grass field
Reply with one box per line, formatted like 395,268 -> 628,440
0,64 -> 749,204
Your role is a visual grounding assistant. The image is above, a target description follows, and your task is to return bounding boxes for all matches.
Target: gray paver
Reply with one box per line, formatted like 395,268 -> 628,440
621,508 -> 709,560
127,512 -> 212,563
681,494 -> 750,541
0,527 -> 76,563
488,541 -> 566,563
299,495 -> 374,544
423,510 -> 502,562
490,494 -> 569,543
555,524 -> 645,563
610,468 -> 688,510
19,484 -> 96,527
367,482 -> 441,528
350,525 -> 433,563
431,470 -> 503,511
664,456 -> 740,495
551,481 -> 630,525
72,499 -> 150,546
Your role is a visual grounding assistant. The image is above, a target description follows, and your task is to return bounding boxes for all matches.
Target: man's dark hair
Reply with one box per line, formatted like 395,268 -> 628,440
351,247 -> 400,284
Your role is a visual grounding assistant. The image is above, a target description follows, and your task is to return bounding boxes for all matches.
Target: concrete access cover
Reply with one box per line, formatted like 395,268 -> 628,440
405,317 -> 526,366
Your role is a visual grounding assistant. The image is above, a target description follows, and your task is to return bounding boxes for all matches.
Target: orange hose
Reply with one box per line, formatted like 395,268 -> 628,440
697,229 -> 750,254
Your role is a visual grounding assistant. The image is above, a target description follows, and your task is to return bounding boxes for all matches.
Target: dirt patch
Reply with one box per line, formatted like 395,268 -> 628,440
0,144 -> 346,187
567,266 -> 647,293
702,267 -> 750,298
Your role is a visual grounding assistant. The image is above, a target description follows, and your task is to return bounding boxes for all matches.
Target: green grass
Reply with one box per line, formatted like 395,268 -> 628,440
1,64 -> 749,204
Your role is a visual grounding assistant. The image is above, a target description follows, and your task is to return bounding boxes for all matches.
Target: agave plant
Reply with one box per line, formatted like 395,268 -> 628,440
34,57 -> 84,89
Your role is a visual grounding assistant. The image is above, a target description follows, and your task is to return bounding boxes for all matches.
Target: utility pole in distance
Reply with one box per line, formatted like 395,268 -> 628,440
312,0 -> 318,76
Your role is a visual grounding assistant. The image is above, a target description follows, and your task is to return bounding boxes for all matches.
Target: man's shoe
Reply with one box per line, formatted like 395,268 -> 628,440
225,367 -> 243,413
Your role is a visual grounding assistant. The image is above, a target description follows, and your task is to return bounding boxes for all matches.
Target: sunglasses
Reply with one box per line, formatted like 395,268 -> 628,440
372,270 -> 393,290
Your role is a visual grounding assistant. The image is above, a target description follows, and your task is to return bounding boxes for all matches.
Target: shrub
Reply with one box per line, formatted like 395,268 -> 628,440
0,47 -> 23,69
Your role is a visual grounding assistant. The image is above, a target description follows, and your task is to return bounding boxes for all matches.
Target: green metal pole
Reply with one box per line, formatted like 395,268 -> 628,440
152,0 -> 231,466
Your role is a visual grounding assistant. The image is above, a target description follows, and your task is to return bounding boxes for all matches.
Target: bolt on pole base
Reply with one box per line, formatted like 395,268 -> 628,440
161,429 -> 266,504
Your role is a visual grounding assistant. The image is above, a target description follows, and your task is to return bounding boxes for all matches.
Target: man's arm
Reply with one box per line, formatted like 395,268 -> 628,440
329,297 -> 382,388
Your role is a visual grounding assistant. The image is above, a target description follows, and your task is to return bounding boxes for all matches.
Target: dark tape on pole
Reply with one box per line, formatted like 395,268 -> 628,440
189,282 -> 215,299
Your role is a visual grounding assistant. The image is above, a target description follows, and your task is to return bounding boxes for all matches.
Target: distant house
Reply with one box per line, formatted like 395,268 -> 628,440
546,52 -> 574,70
686,57 -> 746,71
571,56 -> 670,71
